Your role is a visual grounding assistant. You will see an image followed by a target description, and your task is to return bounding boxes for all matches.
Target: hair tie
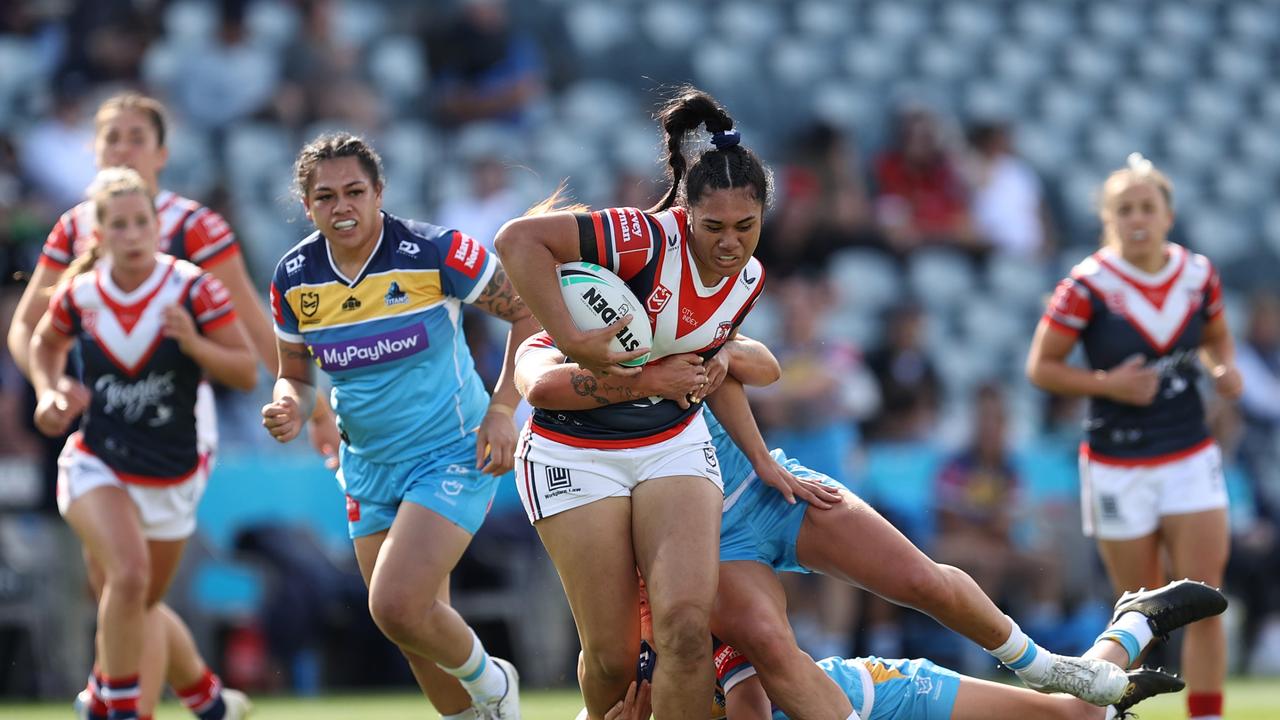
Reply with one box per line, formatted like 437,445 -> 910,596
711,129 -> 741,150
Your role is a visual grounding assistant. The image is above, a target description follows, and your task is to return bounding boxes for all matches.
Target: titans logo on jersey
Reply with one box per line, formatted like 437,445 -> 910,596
270,212 -> 496,464
40,191 -> 238,271
1044,243 -> 1223,462
47,255 -> 236,483
520,207 -> 765,449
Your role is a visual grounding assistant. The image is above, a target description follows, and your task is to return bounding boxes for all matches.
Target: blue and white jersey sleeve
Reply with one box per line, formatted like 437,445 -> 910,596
269,248 -> 306,343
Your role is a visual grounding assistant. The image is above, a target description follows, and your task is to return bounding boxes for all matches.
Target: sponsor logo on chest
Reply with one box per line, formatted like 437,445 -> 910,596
310,324 -> 429,370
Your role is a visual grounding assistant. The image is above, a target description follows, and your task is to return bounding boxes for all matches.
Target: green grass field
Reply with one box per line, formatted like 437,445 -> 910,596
3,681 -> 1278,720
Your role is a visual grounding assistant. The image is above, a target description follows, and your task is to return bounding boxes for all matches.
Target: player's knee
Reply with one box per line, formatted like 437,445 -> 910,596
735,619 -> 802,672
106,561 -> 150,609
579,642 -> 635,689
893,561 -> 954,612
653,603 -> 712,665
367,588 -> 431,646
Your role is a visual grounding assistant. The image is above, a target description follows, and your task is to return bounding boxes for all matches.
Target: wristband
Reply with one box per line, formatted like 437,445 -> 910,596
487,403 -> 516,417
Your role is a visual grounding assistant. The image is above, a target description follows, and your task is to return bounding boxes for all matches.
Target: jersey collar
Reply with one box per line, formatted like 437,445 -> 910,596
326,213 -> 386,287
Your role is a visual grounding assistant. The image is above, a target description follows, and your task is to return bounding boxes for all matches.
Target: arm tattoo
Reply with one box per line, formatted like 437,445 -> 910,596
601,380 -> 643,402
570,371 -> 609,405
281,346 -> 310,360
473,266 -> 529,321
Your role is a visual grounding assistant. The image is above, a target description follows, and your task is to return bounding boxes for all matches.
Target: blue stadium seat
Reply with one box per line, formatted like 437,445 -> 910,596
717,2 -> 785,47
828,248 -> 904,317
962,81 -> 1024,121
1012,3 -> 1076,46
1086,3 -> 1147,42
795,0 -> 855,40
987,42 -> 1052,87
1226,2 -> 1280,44
916,41 -> 981,81
367,35 -> 427,109
1133,43 -> 1195,85
770,35 -> 834,88
640,2 -> 707,52
334,0 -> 387,49
1061,42 -> 1122,89
843,37 -> 905,83
1110,85 -> 1176,132
1209,44 -> 1269,86
563,1 -> 632,56
986,253 -> 1052,308
1154,2 -> 1217,44
1086,124 -> 1156,167
163,0 -> 218,44
1186,85 -> 1248,130
867,2 -> 932,41
906,248 -> 976,311
940,1 -> 1002,42
1182,209 -> 1253,266
246,0 -> 301,50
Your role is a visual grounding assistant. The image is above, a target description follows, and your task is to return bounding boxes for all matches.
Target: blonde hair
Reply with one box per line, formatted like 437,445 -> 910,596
63,167 -> 156,280
1100,152 -> 1174,210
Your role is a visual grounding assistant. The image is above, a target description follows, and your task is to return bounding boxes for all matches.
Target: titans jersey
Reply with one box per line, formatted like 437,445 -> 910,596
1044,244 -> 1223,462
714,641 -> 961,720
47,255 -> 237,482
40,190 -> 239,271
524,207 -> 766,449
270,213 -> 495,464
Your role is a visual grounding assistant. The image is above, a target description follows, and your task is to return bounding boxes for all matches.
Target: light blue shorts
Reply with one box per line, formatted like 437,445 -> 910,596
719,449 -> 846,574
337,434 -> 502,539
814,656 -> 962,720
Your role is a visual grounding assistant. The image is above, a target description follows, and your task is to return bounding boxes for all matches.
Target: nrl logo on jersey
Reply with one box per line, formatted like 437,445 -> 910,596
285,254 -> 305,275
646,285 -> 672,314
300,292 -> 320,318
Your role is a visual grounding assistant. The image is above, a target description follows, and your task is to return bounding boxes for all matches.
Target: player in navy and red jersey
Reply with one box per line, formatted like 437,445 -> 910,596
495,87 -> 773,720
1027,154 -> 1243,720
6,93 -> 308,720
27,168 -> 257,720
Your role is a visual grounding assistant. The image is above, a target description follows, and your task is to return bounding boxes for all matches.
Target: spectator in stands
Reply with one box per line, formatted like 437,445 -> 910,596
437,152 -> 528,251
170,0 -> 281,136
758,122 -> 880,278
931,384 -> 1063,635
54,1 -> 155,86
1236,290 -> 1280,518
965,120 -> 1054,262
426,0 -> 547,130
864,302 -> 941,441
275,0 -> 367,130
18,81 -> 97,210
873,107 -> 984,255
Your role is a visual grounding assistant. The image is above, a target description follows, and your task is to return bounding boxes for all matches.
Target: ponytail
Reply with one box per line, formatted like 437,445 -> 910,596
649,86 -> 771,213
61,243 -> 102,283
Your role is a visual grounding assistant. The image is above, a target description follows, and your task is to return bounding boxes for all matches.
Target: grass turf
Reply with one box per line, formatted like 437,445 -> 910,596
3,681 -> 1277,719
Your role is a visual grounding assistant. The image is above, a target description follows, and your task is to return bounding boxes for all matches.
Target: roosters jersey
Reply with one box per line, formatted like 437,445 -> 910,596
47,255 -> 237,483
1043,244 -> 1223,462
39,190 -> 239,271
270,213 -> 496,464
522,207 -> 766,448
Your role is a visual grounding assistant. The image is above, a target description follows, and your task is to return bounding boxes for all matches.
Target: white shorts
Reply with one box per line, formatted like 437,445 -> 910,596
1080,441 -> 1228,540
515,413 -> 723,523
56,436 -> 209,541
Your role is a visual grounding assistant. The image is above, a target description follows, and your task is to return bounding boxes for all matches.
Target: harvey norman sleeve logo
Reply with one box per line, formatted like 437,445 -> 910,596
310,325 -> 429,370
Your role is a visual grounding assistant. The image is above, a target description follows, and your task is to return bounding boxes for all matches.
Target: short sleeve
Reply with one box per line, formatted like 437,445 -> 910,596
1043,277 -> 1093,337
189,274 -> 237,333
574,207 -> 660,281
39,213 -> 76,270
46,282 -> 78,336
269,260 -> 303,343
182,208 -> 240,268
515,331 -> 558,365
436,230 -> 496,303
1202,261 -> 1224,321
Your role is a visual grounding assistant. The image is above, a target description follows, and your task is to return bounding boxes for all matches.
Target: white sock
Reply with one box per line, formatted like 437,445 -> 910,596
1096,611 -> 1156,666
988,617 -> 1052,681
441,631 -> 508,704
1105,707 -> 1117,720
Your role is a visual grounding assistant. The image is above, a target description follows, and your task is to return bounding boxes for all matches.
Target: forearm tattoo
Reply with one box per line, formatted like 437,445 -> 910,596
571,371 -> 609,405
281,346 -> 310,361
474,266 -> 529,321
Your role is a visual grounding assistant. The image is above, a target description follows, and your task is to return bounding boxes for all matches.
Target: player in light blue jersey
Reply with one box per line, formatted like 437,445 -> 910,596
601,581 -> 1220,720
261,134 -> 537,719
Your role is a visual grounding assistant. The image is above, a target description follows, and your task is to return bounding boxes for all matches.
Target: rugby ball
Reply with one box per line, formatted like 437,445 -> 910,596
559,262 -> 653,367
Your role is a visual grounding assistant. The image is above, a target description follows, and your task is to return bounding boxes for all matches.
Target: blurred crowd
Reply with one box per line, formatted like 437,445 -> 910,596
2,0 -> 1280,697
